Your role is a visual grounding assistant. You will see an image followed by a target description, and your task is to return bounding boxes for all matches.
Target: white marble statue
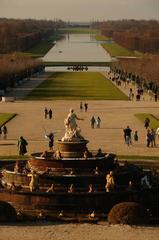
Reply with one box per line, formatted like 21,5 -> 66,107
62,108 -> 84,141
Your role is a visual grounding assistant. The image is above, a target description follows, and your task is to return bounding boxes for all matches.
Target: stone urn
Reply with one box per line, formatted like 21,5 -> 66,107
57,139 -> 89,158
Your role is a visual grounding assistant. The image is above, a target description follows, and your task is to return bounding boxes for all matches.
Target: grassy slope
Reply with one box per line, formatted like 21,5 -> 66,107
0,113 -> 16,126
95,34 -> 142,57
26,72 -> 127,100
135,113 -> 159,130
101,42 -> 142,57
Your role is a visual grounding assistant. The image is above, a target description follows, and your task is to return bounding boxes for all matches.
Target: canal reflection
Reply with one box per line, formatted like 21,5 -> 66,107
43,34 -> 111,63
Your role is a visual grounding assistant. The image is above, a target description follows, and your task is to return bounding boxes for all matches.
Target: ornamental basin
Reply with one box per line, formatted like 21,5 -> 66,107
57,139 -> 89,158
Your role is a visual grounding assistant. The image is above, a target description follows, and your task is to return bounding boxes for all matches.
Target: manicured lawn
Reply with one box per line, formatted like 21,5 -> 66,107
26,72 -> 127,100
24,34 -> 62,58
0,113 -> 16,126
135,113 -> 159,130
101,42 -> 142,57
95,35 -> 112,41
59,28 -> 99,34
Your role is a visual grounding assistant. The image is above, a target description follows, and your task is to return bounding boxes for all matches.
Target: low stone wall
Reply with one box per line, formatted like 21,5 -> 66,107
1,96 -> 15,102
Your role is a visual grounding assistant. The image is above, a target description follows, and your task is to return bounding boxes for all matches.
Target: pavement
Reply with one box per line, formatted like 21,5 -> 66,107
0,71 -> 159,157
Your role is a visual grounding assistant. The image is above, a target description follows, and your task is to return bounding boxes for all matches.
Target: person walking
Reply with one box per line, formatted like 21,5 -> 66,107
44,107 -> 48,119
2,125 -> 8,139
48,109 -> 53,119
90,116 -> 96,128
123,126 -> 132,146
150,129 -> 156,147
144,117 -> 150,129
0,126 -> 2,139
96,116 -> 101,128
18,136 -> 28,155
80,102 -> 83,112
156,127 -> 159,138
84,103 -> 88,112
146,129 -> 152,147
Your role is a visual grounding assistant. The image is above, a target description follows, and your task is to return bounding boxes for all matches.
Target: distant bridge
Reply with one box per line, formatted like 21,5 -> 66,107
43,61 -> 112,67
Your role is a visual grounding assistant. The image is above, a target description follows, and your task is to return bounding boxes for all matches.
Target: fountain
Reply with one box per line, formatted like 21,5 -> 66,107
0,109 -> 159,222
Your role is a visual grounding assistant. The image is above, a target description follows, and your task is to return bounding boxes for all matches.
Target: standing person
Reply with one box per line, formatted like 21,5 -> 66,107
96,116 -> 101,128
156,127 -> 159,138
134,130 -> 138,142
2,125 -> 8,139
44,107 -> 48,119
144,117 -> 150,129
90,116 -> 96,129
84,103 -> 88,112
150,129 -> 156,147
123,126 -> 132,146
18,136 -> 28,155
146,129 -> 152,147
48,109 -> 52,119
80,102 -> 83,112
0,126 -> 2,139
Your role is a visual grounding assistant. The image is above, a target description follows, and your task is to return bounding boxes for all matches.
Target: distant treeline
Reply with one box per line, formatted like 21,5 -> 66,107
0,53 -> 43,93
112,55 -> 159,93
92,20 -> 159,53
0,18 -> 65,53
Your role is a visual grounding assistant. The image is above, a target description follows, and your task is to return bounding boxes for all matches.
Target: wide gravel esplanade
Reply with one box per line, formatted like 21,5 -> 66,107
0,99 -> 159,157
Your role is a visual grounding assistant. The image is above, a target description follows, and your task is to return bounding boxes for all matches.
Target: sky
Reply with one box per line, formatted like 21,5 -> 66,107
0,0 -> 159,22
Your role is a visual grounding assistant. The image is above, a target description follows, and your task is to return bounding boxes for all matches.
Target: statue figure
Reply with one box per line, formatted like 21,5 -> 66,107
62,108 -> 84,141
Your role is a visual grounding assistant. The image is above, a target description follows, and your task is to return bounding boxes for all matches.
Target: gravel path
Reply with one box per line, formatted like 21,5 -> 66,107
0,71 -> 159,157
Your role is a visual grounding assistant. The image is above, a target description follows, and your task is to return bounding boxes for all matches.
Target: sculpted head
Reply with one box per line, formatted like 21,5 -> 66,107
69,108 -> 74,113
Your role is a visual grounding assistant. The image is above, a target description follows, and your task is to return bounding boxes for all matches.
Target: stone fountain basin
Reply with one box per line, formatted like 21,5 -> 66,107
57,139 -> 89,158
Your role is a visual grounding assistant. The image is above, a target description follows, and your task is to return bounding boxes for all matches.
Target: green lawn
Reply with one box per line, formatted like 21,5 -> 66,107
135,113 -> 159,130
95,35 -> 112,41
26,72 -> 127,100
101,42 -> 142,57
59,28 -> 99,34
0,113 -> 16,126
24,34 -> 62,58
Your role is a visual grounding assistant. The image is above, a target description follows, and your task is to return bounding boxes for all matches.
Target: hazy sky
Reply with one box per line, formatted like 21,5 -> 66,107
0,0 -> 159,21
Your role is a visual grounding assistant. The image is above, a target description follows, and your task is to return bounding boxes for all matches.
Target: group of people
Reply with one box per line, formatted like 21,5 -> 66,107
144,117 -> 158,147
123,121 -> 159,148
0,125 -> 8,139
91,116 -> 101,128
44,107 -> 53,119
80,102 -> 88,112
123,126 -> 138,146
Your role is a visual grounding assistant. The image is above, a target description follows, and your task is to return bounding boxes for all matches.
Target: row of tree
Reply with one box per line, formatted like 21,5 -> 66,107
0,53 -> 43,93
0,18 -> 65,53
92,20 -> 159,53
111,55 -> 159,93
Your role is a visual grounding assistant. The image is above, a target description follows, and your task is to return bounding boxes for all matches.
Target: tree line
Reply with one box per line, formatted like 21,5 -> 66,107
112,55 -> 159,94
0,18 -> 65,53
92,20 -> 159,53
0,53 -> 43,94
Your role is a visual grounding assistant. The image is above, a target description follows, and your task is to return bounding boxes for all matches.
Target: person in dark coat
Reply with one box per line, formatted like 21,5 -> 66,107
2,125 -> 8,139
44,107 -> 48,119
48,109 -> 53,119
18,136 -> 28,155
